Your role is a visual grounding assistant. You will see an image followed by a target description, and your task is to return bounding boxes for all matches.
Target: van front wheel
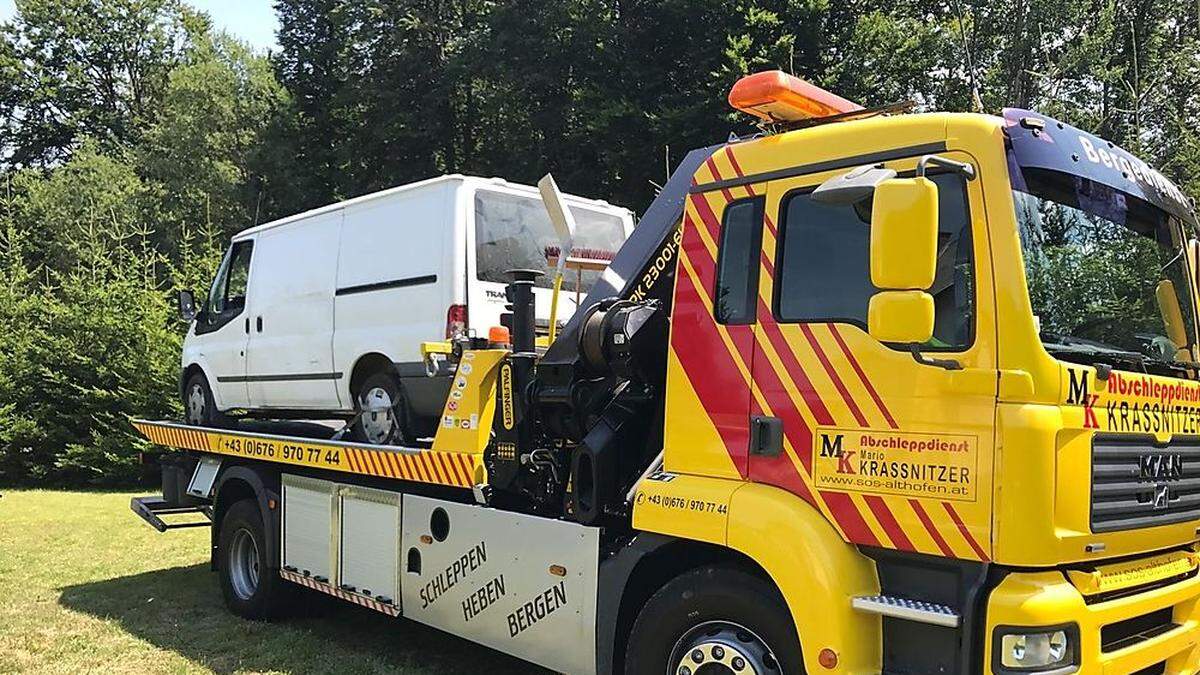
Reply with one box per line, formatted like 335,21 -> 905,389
183,372 -> 227,428
351,371 -> 408,446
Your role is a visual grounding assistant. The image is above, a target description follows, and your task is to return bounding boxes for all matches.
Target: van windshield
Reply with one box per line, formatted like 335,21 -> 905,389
475,190 -> 628,291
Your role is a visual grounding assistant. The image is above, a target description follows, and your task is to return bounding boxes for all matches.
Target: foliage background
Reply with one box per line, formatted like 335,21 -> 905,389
1,0 -> 1198,485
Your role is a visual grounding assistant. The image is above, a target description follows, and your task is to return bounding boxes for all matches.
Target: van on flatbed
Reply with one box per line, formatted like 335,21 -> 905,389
178,175 -> 633,445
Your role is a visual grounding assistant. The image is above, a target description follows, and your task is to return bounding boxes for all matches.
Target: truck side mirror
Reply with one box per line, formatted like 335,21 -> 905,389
867,177 -> 938,345
178,290 -> 197,322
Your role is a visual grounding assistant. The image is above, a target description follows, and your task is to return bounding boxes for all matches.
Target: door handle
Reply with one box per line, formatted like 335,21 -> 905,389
256,316 -> 263,333
244,318 -> 249,334
749,415 -> 783,457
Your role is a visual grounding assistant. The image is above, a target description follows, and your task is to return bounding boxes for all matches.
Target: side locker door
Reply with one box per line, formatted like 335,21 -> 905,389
748,151 -> 998,563
661,149 -> 763,480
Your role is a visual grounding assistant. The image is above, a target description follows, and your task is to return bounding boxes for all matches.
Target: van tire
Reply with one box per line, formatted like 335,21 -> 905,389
624,566 -> 805,675
350,370 -> 409,445
183,371 -> 227,428
217,499 -> 295,620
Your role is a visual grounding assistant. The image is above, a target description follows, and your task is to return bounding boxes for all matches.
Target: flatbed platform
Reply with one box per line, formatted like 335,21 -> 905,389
132,419 -> 480,490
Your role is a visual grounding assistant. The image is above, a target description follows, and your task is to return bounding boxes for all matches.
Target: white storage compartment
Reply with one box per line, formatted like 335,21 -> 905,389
338,486 -> 401,604
281,474 -> 334,581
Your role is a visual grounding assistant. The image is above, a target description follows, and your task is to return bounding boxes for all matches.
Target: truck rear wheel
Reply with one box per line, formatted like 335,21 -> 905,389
217,498 -> 294,620
625,566 -> 805,675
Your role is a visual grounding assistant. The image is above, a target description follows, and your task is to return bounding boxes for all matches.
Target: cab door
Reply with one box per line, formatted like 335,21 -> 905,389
745,152 -> 997,562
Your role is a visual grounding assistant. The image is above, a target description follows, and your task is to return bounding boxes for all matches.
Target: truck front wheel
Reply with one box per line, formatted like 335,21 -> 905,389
217,499 -> 294,620
625,566 -> 805,675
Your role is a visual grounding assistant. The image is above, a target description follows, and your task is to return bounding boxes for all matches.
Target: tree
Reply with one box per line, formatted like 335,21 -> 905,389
0,0 -> 194,167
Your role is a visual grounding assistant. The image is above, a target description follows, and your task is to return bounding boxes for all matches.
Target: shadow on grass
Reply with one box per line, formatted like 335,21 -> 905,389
59,564 -> 552,674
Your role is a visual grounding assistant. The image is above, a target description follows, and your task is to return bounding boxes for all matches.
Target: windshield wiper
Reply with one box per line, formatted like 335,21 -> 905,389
1042,332 -> 1199,377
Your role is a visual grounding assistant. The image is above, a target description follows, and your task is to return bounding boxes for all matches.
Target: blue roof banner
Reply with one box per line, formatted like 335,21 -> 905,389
1003,108 -> 1195,226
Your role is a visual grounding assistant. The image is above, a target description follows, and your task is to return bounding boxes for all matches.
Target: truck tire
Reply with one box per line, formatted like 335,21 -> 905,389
217,498 -> 294,620
183,371 -> 228,428
350,370 -> 409,445
625,566 -> 806,675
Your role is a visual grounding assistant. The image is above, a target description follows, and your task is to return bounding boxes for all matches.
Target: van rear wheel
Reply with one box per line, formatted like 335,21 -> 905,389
351,371 -> 409,445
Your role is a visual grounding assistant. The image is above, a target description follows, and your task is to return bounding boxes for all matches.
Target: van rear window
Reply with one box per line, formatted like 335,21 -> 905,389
475,190 -> 627,291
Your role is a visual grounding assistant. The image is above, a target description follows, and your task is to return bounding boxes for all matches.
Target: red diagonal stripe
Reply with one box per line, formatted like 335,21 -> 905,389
410,454 -> 429,482
722,146 -> 753,195
434,453 -> 455,485
384,451 -> 401,478
757,308 -> 835,430
705,156 -> 736,203
798,324 -> 869,427
828,325 -> 898,428
909,499 -> 955,557
820,492 -> 880,546
672,261 -> 753,478
943,502 -> 988,560
864,495 -> 915,552
447,454 -> 468,486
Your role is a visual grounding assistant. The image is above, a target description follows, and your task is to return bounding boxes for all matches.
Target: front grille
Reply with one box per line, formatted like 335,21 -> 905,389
1091,435 -> 1200,532
1100,607 -> 1176,652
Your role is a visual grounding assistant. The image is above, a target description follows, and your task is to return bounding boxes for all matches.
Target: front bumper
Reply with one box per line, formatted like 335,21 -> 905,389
984,561 -> 1200,674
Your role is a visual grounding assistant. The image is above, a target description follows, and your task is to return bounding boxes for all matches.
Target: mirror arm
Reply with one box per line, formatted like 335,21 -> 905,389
909,343 -> 963,370
916,155 -> 976,181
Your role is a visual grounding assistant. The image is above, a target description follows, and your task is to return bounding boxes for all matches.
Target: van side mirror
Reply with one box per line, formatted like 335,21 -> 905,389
178,290 -> 197,322
867,177 -> 938,345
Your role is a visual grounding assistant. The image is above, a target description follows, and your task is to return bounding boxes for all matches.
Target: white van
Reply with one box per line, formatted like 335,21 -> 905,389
178,175 -> 634,444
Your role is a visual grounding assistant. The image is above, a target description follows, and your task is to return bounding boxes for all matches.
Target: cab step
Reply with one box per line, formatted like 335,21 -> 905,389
130,495 -> 212,533
851,594 -> 961,628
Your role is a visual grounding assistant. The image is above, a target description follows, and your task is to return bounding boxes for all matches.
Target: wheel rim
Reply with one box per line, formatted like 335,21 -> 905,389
186,383 -> 207,425
360,386 -> 397,444
228,527 -> 261,601
668,621 -> 781,675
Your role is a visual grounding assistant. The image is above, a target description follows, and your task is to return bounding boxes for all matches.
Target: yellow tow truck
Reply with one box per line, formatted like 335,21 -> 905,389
133,70 -> 1200,674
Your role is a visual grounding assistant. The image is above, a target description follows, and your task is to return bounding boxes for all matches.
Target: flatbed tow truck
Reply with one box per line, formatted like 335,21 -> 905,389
133,71 -> 1200,674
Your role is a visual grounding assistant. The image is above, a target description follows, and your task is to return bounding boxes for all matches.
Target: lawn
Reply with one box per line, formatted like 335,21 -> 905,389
0,490 -> 549,674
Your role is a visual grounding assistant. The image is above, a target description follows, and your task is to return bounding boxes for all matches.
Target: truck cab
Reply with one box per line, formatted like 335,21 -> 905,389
640,84 -> 1200,673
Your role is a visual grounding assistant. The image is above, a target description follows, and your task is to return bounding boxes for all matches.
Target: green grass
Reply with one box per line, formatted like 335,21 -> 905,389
0,490 -> 549,674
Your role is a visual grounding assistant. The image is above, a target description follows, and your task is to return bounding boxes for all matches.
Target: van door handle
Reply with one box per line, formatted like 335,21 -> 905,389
244,318 -> 249,334
256,316 -> 263,333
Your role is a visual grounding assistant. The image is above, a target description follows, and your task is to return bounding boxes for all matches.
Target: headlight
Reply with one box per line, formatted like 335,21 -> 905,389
994,625 -> 1078,673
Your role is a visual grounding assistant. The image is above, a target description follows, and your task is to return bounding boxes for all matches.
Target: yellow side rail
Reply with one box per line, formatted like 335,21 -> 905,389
132,419 -> 480,490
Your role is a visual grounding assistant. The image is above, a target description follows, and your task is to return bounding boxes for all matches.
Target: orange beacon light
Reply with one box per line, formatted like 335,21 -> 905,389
729,70 -> 862,123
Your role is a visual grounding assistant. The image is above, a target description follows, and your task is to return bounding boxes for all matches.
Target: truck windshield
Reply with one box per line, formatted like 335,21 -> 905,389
475,190 -> 629,292
1013,166 -> 1198,377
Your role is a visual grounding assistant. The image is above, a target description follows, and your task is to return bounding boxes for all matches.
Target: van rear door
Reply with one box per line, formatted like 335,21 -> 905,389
468,188 -> 630,336
244,209 -> 342,409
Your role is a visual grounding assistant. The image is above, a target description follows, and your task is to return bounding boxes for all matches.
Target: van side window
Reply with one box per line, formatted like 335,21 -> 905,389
714,197 -> 764,324
774,172 -> 975,350
208,241 -> 254,317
